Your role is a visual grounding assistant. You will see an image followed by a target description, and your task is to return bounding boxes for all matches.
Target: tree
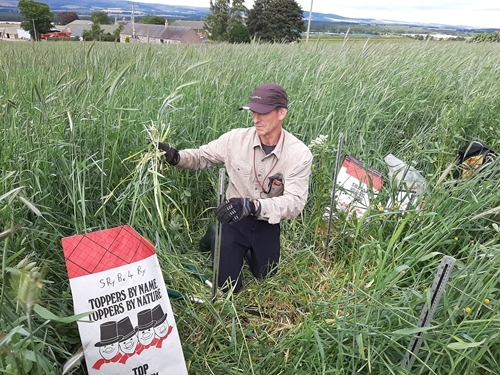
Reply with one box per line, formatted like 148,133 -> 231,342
82,24 -> 122,42
228,0 -> 246,24
18,0 -> 54,41
83,22 -> 104,41
204,0 -> 230,41
58,11 -> 78,25
91,11 -> 110,25
469,32 -> 500,43
204,0 -> 248,42
229,22 -> 250,43
113,24 -> 125,41
139,16 -> 166,25
247,0 -> 305,43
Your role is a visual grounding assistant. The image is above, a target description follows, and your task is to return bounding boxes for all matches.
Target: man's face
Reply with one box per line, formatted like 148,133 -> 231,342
251,108 -> 287,141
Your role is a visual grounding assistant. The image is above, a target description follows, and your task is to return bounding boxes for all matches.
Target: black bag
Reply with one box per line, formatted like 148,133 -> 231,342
457,141 -> 498,179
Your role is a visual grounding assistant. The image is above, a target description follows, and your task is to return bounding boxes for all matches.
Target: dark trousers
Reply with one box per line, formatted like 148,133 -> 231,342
218,216 -> 280,292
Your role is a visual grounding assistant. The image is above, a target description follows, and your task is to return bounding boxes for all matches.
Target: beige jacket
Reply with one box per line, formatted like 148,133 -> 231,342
177,127 -> 313,224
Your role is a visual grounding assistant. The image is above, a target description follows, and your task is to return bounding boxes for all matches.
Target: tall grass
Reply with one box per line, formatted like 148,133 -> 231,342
1,40 -> 499,374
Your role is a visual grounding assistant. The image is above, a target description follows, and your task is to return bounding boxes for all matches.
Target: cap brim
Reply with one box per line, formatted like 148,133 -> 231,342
238,102 -> 276,114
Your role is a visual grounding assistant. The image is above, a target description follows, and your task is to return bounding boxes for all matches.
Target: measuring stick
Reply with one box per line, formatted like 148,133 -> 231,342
324,132 -> 344,255
212,168 -> 225,300
401,255 -> 456,370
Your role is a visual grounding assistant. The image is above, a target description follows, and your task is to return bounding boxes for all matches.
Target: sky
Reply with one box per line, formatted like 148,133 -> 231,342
138,0 -> 500,29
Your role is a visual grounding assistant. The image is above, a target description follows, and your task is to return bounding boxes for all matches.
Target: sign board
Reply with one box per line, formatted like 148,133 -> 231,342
62,225 -> 188,375
334,155 -> 384,217
387,189 -> 418,212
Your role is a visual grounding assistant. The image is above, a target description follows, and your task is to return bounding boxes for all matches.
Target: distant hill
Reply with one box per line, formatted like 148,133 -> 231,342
0,0 -> 210,19
1,0 -> 498,32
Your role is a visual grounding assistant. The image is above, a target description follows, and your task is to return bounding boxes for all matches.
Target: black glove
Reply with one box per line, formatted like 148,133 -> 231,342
156,142 -> 180,165
216,198 -> 259,224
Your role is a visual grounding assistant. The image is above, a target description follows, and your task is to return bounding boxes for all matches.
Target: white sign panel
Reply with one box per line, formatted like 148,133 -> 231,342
335,155 -> 384,217
62,225 -> 188,375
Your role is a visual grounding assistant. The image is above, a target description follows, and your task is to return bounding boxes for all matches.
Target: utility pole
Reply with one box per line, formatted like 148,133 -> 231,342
128,1 -> 136,38
306,0 -> 313,43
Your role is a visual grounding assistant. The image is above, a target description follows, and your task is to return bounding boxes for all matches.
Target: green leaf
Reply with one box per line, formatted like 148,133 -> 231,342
394,265 -> 410,273
416,252 -> 442,262
108,65 -> 131,99
447,338 -> 486,350
18,196 -> 42,216
0,326 -> 30,346
392,326 -> 436,335
33,305 -> 92,323
0,186 -> 24,203
0,225 -> 22,241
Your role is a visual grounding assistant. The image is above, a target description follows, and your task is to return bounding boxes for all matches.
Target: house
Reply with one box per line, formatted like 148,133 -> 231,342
171,20 -> 206,40
172,20 -> 205,33
0,23 -> 21,40
18,29 -> 31,39
40,31 -> 72,39
62,20 -> 119,38
119,22 -> 201,44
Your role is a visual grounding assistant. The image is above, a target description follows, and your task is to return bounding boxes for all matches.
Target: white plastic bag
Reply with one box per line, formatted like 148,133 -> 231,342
384,154 -> 426,195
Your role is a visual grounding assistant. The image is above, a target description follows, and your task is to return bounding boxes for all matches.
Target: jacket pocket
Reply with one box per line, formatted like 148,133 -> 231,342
231,160 -> 252,177
260,172 -> 284,198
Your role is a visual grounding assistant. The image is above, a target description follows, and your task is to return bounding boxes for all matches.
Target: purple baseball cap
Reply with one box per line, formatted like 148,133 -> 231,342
239,83 -> 288,114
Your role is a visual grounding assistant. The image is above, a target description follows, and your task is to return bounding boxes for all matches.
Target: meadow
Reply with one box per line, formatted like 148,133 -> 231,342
1,39 -> 500,374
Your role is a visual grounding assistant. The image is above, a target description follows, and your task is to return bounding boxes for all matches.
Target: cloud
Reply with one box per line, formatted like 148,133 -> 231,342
303,0 -> 500,28
146,0 -> 500,29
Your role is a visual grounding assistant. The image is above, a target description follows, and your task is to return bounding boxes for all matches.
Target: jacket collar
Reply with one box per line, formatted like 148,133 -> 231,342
252,128 -> 286,159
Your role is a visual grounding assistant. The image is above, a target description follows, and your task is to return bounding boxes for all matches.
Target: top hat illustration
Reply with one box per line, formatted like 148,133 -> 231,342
95,321 -> 123,347
136,309 -> 155,330
151,304 -> 168,326
117,316 -> 137,341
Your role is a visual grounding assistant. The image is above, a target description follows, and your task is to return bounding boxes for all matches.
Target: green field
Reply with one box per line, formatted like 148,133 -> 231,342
1,40 -> 500,374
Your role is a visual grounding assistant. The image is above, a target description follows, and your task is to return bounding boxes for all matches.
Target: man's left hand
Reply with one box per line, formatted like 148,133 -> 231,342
216,198 -> 258,223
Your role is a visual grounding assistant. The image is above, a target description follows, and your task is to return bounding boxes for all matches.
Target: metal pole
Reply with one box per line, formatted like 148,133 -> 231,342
212,168 -> 225,300
324,133 -> 344,256
306,0 -> 313,43
131,2 -> 135,38
401,256 -> 456,370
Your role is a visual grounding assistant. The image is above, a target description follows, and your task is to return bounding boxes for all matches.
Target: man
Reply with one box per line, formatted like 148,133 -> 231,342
156,83 -> 313,292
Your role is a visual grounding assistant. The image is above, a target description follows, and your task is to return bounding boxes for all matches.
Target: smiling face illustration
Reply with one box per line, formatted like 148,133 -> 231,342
99,342 -> 119,360
119,334 -> 138,354
154,321 -> 169,338
136,309 -> 157,346
151,304 -> 170,339
94,320 -> 122,360
138,327 -> 155,346
116,316 -> 138,355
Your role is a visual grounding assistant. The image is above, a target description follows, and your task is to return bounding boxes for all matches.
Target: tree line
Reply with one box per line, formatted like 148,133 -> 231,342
468,32 -> 500,43
16,0 -> 306,43
204,0 -> 305,43
17,0 -> 125,41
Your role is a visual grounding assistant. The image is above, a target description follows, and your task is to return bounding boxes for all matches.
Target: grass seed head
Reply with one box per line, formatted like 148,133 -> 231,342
9,253 -> 46,315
